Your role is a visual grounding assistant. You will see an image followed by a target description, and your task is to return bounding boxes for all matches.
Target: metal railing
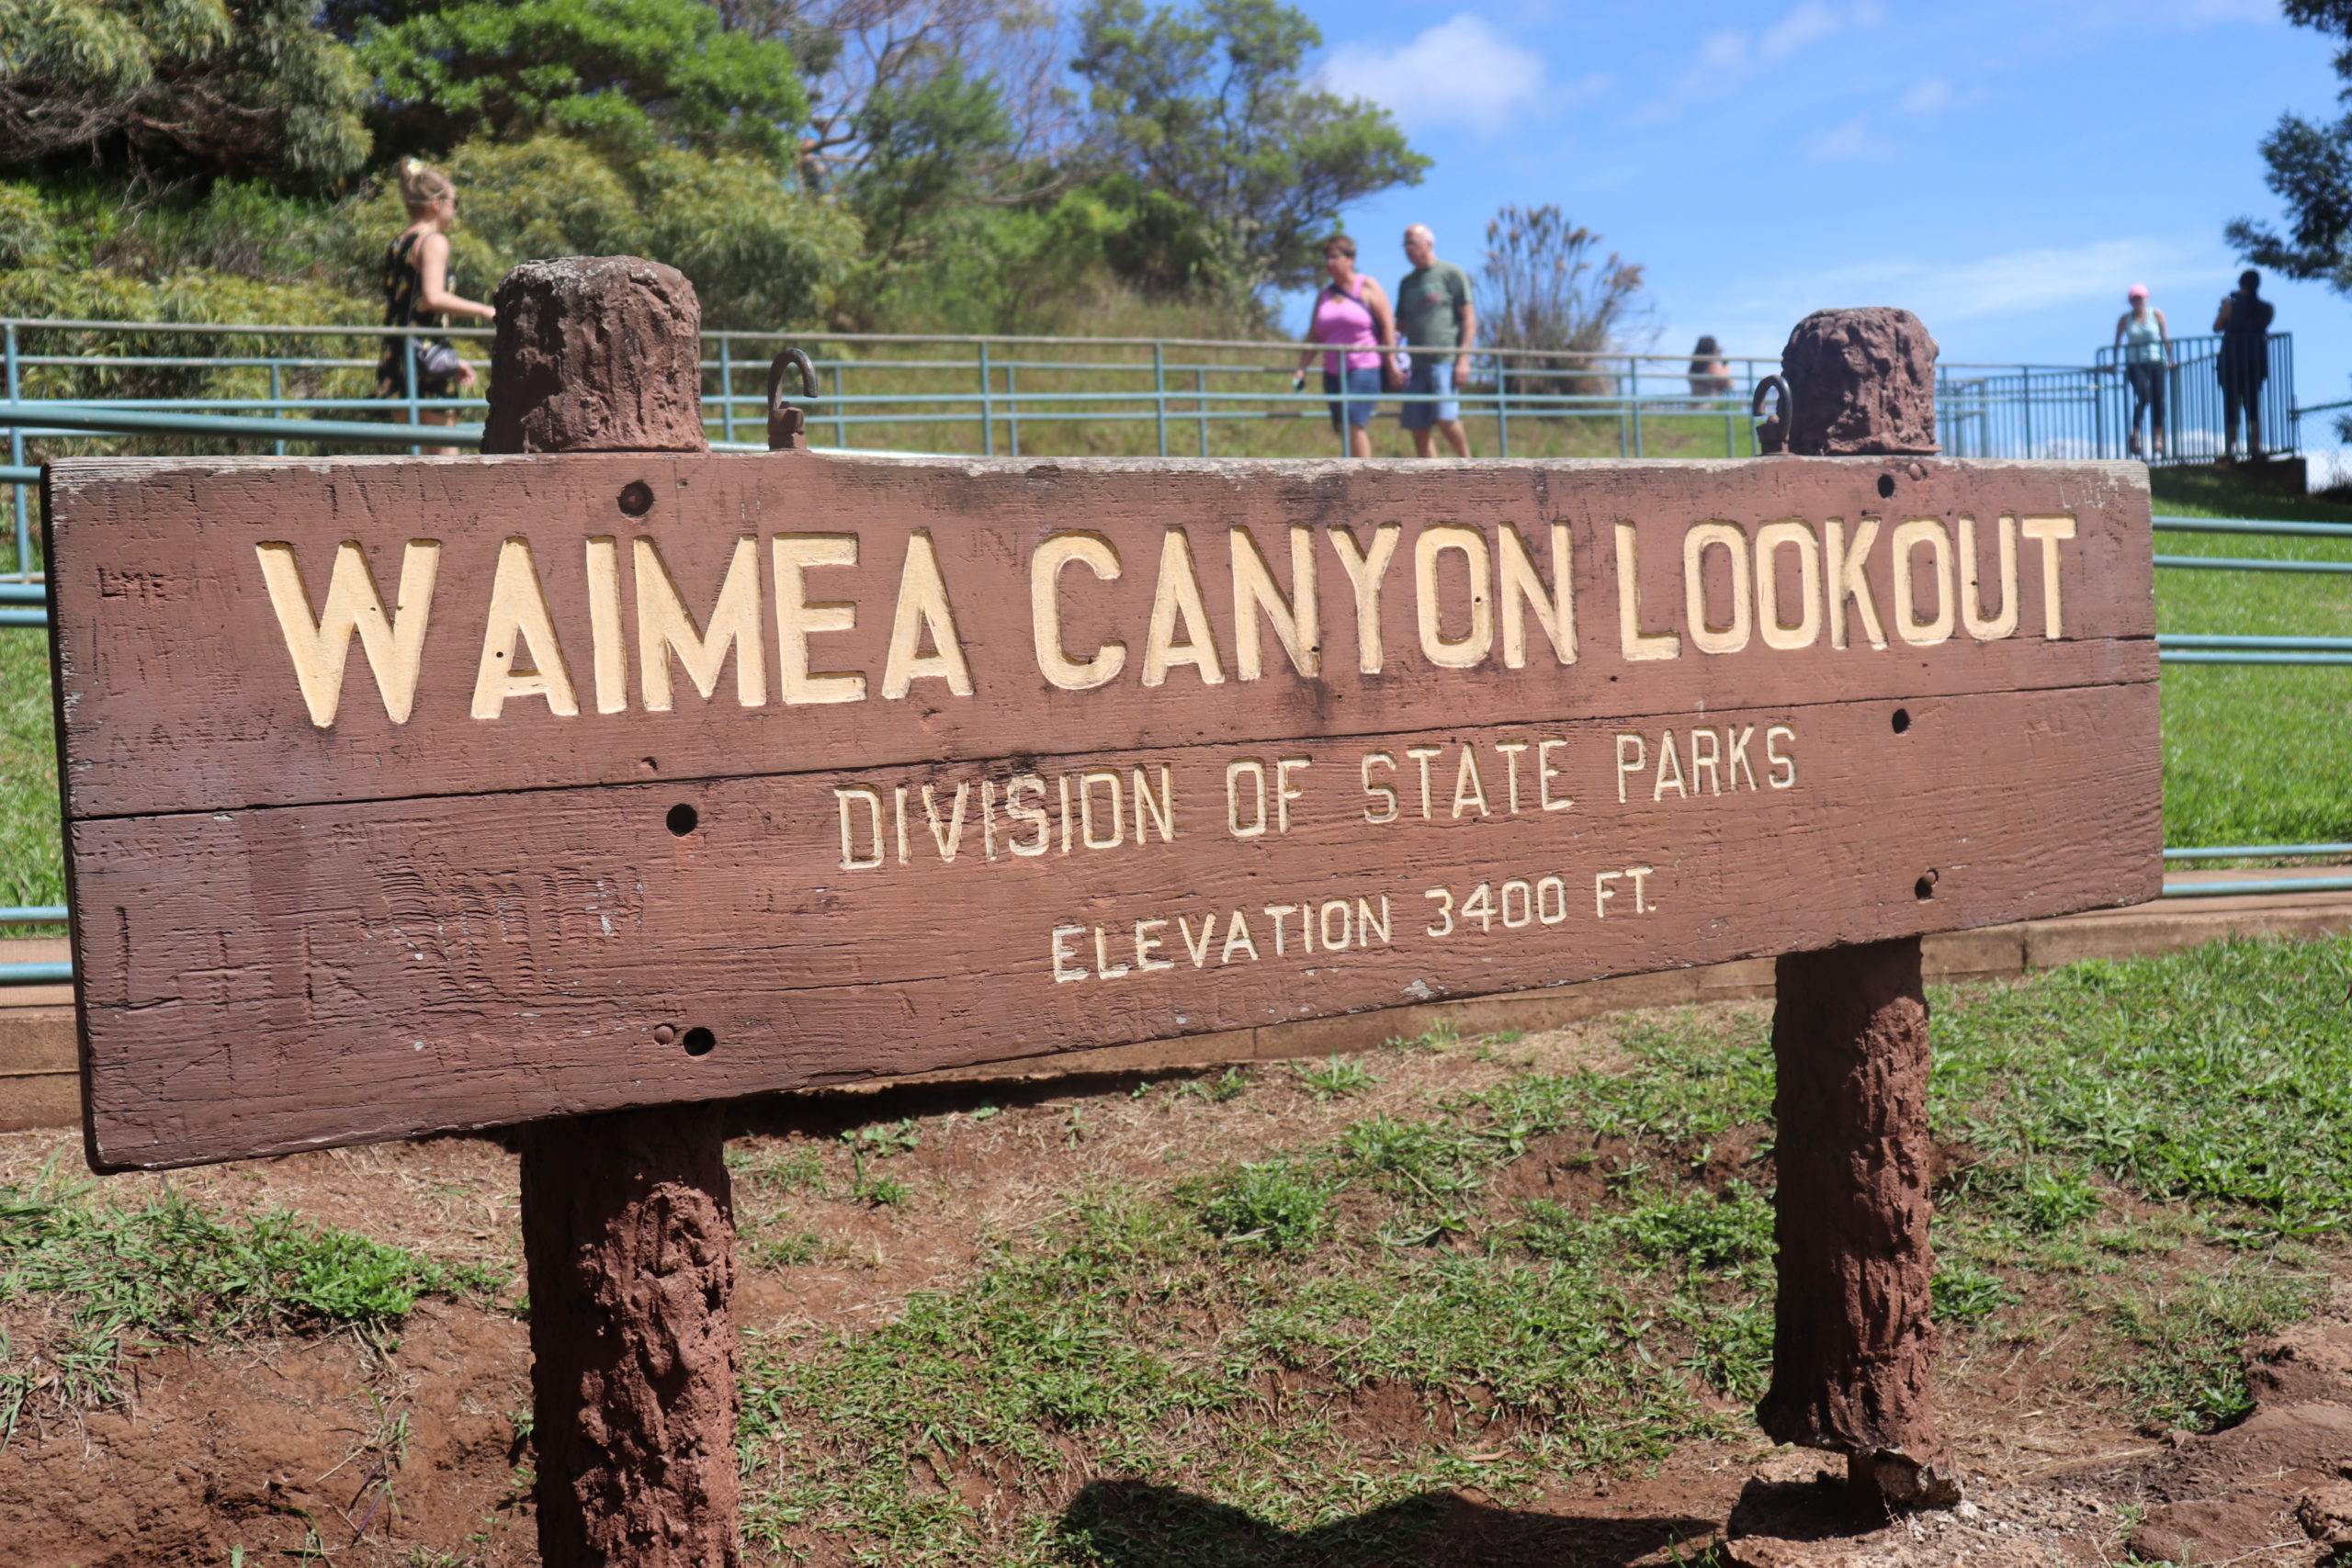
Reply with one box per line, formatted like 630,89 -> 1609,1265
7,316 -> 2302,581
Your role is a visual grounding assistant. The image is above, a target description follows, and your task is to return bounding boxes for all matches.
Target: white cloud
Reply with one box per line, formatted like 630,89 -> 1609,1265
1701,236 -> 2225,355
1809,116 -> 1875,162
1899,78 -> 1953,114
1320,16 -> 1552,136
1759,1 -> 1845,62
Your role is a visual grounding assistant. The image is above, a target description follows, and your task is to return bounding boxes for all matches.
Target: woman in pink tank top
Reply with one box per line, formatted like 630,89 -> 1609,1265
1290,233 -> 1397,457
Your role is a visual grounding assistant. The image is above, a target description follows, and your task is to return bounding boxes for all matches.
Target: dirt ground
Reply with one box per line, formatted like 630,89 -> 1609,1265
5,1012 -> 2351,1567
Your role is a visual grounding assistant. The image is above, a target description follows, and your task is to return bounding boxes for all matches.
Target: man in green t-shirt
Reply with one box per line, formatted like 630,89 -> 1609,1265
1396,224 -> 1476,457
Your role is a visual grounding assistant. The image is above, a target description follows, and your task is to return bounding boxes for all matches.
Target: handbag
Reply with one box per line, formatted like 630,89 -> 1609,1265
413,338 -> 463,380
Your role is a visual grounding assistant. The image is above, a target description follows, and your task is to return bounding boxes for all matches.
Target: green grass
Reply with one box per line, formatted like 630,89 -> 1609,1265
2147,468 -> 2352,850
0,626 -> 58,920
0,1156 -> 505,1441
729,935 -> 2352,1564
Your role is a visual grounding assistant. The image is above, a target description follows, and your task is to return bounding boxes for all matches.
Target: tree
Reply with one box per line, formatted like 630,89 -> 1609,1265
1479,205 -> 1650,398
344,0 -> 808,168
709,0 -> 1065,195
0,0 -> 370,188
1069,0 -> 1426,294
2229,0 -> 2352,292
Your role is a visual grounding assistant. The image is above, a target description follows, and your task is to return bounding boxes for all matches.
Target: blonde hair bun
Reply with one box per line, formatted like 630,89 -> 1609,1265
396,157 -> 456,216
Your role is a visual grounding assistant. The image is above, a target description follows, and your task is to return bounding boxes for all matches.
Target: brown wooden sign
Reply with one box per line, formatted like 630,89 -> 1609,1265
47,450 -> 2159,1169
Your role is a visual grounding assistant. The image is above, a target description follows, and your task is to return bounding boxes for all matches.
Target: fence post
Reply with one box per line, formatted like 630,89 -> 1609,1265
978,340 -> 994,457
1757,306 -> 1960,1511
1195,367 -> 1210,457
718,335 -> 735,445
832,361 -> 846,450
269,362 -> 286,457
1008,362 -> 1022,457
1153,342 -> 1168,457
1631,354 -> 1645,458
6,322 -> 25,581
1496,357 -> 1510,458
481,256 -> 742,1568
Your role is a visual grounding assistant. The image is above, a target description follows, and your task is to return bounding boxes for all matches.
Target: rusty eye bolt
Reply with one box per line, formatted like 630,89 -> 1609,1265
767,347 -> 817,450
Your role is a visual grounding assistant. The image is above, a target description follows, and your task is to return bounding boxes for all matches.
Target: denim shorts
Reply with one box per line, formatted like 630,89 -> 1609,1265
1399,360 -> 1460,429
1323,367 -> 1382,430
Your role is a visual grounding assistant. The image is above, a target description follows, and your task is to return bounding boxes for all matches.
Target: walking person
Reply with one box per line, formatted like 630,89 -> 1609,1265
1687,336 -> 1734,400
1290,234 -> 1398,458
377,158 -> 494,456
1396,224 -> 1476,457
2215,269 -> 2276,463
2111,285 -> 2170,458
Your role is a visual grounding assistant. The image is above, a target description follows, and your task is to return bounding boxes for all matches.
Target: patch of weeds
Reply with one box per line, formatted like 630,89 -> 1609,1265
1931,1263 -> 2016,1324
1193,1162 -> 1330,1252
1931,937 -> 2352,1235
856,1173 -> 912,1209
1292,1055 -> 1379,1100
731,1145 -> 829,1196
842,1118 -> 919,1206
1384,1020 -> 1461,1055
1178,1066 -> 1250,1103
0,1159 -> 495,1434
754,1231 -> 822,1267
2100,1259 -> 2329,1431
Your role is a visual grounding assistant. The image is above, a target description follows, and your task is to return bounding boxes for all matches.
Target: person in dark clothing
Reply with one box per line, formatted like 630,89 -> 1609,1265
2215,269 -> 2275,462
377,158 -> 494,455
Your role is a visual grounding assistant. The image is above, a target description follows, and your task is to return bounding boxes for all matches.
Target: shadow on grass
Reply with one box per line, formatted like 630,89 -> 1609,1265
1054,1478 -> 1724,1567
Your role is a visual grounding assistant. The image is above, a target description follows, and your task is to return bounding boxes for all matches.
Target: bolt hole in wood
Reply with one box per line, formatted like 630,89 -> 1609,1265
1892,707 -> 1911,734
617,480 -> 654,517
1877,473 -> 1896,499
1916,870 -> 1939,900
665,802 -> 698,836
682,1027 -> 716,1057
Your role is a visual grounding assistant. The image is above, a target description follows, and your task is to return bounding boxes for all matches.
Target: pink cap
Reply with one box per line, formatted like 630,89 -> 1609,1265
2128,284 -> 2149,299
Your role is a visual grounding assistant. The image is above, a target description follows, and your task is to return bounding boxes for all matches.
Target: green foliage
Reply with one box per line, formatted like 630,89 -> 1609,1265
1193,1161 -> 1330,1250
1291,1055 -> 1378,1100
0,183 -> 56,266
635,149 -> 860,330
0,0 -> 370,187
2230,1 -> 2352,288
349,0 -> 808,168
1070,0 -> 1429,292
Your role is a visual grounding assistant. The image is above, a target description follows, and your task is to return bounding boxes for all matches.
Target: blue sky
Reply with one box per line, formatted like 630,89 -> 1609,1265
1280,0 -> 2350,420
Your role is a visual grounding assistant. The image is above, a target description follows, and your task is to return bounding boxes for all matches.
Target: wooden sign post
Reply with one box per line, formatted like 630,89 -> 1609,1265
45,265 -> 2160,1543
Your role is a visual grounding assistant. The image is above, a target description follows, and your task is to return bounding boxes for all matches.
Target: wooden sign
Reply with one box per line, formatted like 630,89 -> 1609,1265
47,451 -> 2159,1169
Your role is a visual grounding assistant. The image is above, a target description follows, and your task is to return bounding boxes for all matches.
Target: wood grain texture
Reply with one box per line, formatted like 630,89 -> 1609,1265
45,451 -> 2161,1168
46,453 -> 2154,818
69,680 -> 2157,1167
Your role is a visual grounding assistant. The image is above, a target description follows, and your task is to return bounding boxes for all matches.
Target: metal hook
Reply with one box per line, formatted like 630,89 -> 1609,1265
1751,374 -> 1792,456
767,347 -> 817,450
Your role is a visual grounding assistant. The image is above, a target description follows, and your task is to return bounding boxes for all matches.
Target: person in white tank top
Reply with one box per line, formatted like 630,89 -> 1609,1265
2111,284 -> 2170,458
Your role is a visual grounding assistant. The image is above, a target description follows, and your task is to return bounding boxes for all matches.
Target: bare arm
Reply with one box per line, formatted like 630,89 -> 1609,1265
1363,279 -> 1400,380
416,232 -> 494,321
2213,298 -> 2233,333
2155,309 -> 2170,358
1456,299 -> 1476,373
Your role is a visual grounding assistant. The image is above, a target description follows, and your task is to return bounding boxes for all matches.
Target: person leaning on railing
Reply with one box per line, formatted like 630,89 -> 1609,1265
2215,269 -> 2275,464
378,158 -> 495,456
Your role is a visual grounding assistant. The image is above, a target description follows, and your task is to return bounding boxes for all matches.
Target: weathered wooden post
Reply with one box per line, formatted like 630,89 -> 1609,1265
484,256 -> 741,1566
1755,307 -> 1960,1509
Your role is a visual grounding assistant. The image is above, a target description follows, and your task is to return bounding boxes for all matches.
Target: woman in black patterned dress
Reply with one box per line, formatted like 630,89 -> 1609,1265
377,158 -> 495,454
